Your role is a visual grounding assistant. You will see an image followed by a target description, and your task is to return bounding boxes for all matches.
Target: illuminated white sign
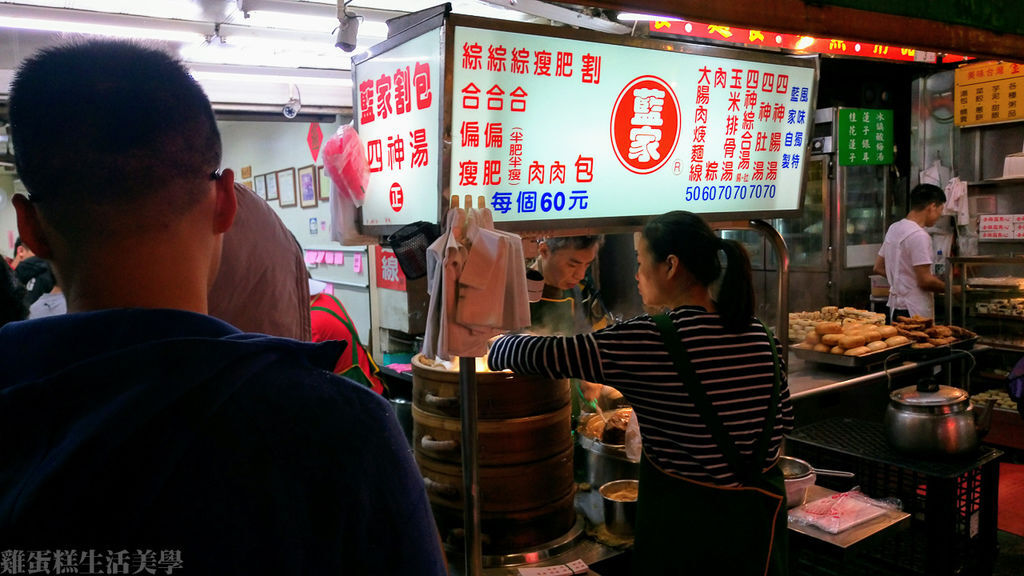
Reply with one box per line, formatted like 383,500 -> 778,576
354,28 -> 442,227
451,26 -> 816,223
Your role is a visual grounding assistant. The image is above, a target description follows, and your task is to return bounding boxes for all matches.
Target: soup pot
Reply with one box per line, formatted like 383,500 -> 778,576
884,377 -> 994,457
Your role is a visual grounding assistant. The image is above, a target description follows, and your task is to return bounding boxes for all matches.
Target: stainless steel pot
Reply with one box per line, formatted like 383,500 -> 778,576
884,377 -> 995,457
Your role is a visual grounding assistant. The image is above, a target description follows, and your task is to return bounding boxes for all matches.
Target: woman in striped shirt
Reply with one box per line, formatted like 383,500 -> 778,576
488,210 -> 793,575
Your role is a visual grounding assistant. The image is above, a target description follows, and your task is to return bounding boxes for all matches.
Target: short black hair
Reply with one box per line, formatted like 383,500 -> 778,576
541,235 -> 604,252
909,183 -> 946,211
9,39 -> 221,239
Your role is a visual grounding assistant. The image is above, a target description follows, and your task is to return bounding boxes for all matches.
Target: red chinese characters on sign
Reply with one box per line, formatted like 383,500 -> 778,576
648,21 -> 971,64
375,246 -> 407,291
610,75 -> 681,175
359,62 -> 433,126
460,42 -> 602,85
366,128 -> 429,174
460,83 -> 527,112
389,182 -> 404,212
508,127 -> 523,184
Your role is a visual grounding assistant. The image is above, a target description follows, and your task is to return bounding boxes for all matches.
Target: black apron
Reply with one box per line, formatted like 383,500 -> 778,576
632,314 -> 788,576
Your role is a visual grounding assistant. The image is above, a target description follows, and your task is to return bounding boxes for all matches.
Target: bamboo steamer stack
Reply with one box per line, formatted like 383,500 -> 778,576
410,354 -> 576,554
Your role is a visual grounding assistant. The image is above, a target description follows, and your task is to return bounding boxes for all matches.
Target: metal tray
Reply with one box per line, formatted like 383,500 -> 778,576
790,343 -> 911,368
899,336 -> 979,360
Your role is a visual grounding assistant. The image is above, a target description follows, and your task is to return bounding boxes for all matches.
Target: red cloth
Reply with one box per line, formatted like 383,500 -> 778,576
310,293 -> 384,395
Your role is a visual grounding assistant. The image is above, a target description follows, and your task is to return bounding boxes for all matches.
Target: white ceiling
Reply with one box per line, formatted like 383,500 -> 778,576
0,0 -> 597,114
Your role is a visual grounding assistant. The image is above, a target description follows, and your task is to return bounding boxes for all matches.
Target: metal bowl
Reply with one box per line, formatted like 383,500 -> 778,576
599,479 -> 639,537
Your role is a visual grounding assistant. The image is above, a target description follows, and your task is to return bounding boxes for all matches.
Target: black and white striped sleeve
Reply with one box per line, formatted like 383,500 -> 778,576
487,332 -> 605,382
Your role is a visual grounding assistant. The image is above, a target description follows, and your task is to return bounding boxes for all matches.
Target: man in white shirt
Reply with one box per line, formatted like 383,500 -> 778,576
873,183 -> 947,320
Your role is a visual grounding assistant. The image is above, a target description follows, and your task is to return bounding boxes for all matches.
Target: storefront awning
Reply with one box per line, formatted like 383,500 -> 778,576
575,0 -> 1024,62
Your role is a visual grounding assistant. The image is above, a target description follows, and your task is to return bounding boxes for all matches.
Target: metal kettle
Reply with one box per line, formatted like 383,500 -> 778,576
883,377 -> 994,457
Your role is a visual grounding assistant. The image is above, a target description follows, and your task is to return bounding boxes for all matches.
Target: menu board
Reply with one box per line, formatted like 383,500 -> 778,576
954,60 -> 1024,127
354,28 -> 443,229
450,26 -> 817,224
837,108 -> 893,166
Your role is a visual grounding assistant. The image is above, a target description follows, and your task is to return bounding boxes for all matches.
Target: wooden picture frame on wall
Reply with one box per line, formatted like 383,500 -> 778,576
277,168 -> 296,207
318,165 -> 330,201
265,172 -> 279,201
253,174 -> 267,200
298,165 -> 318,209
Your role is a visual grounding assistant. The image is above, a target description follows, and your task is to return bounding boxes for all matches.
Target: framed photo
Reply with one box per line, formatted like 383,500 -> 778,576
242,180 -> 253,191
318,165 -> 331,202
265,172 -> 279,201
253,174 -> 267,199
298,165 -> 318,209
240,165 -> 253,179
277,168 -> 297,208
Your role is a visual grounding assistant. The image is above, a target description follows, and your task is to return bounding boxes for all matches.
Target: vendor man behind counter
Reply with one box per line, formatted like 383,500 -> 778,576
530,235 -> 610,336
873,183 -> 947,320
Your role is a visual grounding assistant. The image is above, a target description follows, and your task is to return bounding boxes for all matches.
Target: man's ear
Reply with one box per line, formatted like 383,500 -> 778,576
537,241 -> 550,260
12,195 -> 54,259
212,168 -> 237,235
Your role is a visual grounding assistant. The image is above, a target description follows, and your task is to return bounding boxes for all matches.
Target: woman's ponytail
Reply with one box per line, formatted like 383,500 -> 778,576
716,238 -> 755,331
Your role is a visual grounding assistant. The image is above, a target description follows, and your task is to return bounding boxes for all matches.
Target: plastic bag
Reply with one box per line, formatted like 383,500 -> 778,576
624,409 -> 642,462
330,180 -> 378,246
322,123 -> 369,207
788,489 -> 901,534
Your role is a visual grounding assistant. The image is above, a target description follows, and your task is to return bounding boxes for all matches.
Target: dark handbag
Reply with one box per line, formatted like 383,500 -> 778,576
634,314 -> 788,576
386,221 -> 440,280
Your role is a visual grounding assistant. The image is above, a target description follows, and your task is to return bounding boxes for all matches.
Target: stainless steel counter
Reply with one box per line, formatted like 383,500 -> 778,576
787,347 -> 982,400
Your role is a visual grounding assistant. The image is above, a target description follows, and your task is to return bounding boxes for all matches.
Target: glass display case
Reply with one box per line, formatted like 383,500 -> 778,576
945,255 -> 1024,352
726,108 -> 895,319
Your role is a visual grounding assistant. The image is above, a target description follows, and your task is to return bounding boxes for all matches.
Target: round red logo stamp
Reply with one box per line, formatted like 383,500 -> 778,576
610,75 -> 681,174
389,182 -> 404,212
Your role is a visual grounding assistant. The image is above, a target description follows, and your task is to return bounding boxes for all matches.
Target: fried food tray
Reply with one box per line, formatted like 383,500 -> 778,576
790,343 -> 911,368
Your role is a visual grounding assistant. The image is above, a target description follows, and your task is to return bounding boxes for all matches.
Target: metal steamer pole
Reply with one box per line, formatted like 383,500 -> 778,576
458,355 -> 482,576
452,194 -> 485,576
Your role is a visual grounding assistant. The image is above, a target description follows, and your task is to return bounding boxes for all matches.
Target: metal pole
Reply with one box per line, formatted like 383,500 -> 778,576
458,356 -> 482,575
710,220 -> 791,357
751,219 -> 791,358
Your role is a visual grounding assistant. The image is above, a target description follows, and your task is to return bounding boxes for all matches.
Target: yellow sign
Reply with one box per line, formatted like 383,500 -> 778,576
954,61 -> 1024,127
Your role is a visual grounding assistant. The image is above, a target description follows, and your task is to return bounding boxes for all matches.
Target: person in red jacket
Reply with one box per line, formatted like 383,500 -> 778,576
310,280 -> 385,395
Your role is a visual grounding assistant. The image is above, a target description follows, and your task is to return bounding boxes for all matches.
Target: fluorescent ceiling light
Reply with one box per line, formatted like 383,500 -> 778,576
189,68 -> 351,88
180,43 -> 359,70
5,0 -> 205,20
236,11 -> 340,33
616,12 -> 684,22
238,11 -> 390,39
0,15 -> 206,43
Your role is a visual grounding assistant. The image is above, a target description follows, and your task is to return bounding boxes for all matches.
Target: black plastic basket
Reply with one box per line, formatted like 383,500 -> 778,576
786,419 -> 1002,576
386,221 -> 440,280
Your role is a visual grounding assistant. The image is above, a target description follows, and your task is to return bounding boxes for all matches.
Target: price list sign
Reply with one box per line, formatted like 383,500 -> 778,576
450,25 -> 817,224
837,108 -> 893,166
954,60 -> 1024,127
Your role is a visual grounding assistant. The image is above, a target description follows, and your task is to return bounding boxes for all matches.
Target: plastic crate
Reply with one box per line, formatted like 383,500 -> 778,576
786,418 -> 1002,576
